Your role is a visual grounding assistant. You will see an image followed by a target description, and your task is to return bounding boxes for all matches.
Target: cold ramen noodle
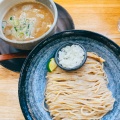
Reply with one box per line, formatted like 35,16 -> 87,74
45,52 -> 115,120
2,2 -> 53,41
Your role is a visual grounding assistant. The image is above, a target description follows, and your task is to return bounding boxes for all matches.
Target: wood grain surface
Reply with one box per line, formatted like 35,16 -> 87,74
0,0 -> 120,119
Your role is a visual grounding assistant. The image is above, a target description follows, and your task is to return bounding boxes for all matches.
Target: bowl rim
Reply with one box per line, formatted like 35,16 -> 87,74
55,42 -> 87,71
0,0 -> 58,44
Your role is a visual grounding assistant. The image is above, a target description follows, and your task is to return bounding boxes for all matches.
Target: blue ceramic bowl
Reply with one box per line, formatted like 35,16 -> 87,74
55,42 -> 87,71
19,30 -> 120,120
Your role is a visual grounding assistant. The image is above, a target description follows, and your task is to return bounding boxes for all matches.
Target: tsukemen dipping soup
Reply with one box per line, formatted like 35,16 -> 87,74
2,2 -> 54,41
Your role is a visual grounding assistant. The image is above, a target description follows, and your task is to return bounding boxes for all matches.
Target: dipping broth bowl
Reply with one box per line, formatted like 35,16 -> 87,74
0,0 -> 58,50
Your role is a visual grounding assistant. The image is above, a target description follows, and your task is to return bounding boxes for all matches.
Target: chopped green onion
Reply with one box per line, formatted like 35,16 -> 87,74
26,31 -> 28,35
26,19 -> 29,23
14,27 -> 17,32
10,17 -> 13,20
4,16 -> 35,40
20,26 -> 22,30
14,20 -> 19,26
19,32 -> 24,39
29,31 -> 31,37
2,21 -> 7,29
28,24 -> 30,29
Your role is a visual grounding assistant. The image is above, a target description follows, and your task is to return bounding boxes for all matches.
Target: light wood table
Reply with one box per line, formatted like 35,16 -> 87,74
0,0 -> 120,119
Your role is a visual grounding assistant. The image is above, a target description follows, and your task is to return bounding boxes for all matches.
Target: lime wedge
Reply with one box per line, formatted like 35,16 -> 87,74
47,58 -> 57,72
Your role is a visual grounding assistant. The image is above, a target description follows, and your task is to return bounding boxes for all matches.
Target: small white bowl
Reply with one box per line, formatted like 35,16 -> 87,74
0,0 -> 58,50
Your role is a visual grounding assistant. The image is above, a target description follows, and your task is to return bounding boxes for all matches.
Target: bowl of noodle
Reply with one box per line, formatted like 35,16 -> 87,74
19,30 -> 120,120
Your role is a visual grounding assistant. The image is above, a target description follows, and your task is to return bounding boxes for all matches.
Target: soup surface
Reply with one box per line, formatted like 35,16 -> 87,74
2,2 -> 54,41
